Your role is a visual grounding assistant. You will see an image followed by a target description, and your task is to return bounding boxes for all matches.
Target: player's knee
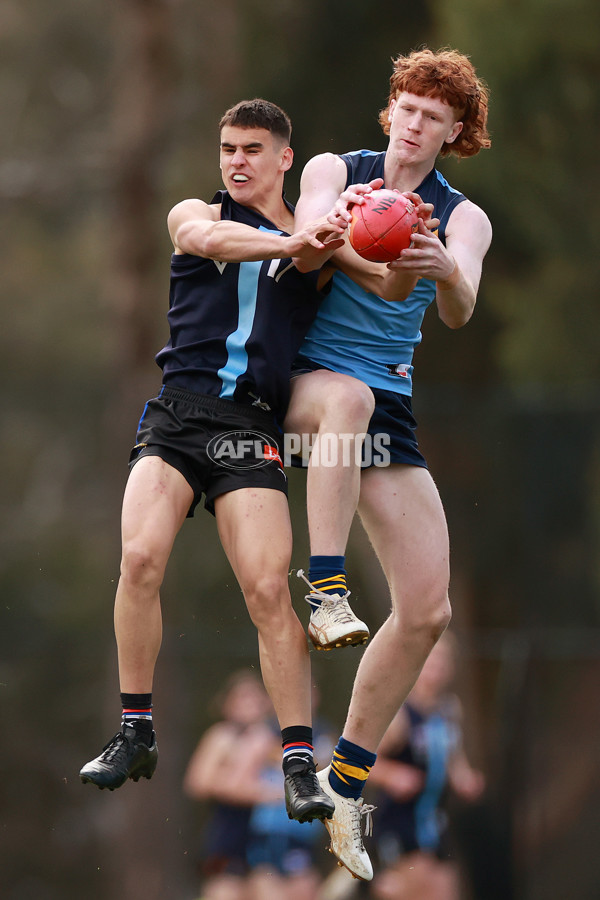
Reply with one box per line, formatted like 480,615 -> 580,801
120,542 -> 166,593
418,596 -> 452,654
399,589 -> 451,643
325,377 -> 375,427
341,379 -> 375,423
243,572 -> 290,626
423,587 -> 451,631
432,594 -> 452,640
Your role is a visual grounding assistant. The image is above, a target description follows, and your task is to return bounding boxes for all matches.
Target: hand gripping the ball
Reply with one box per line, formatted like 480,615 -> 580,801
349,189 -> 419,262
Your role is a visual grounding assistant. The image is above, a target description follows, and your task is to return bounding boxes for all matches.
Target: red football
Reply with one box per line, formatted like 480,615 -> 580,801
349,189 -> 419,262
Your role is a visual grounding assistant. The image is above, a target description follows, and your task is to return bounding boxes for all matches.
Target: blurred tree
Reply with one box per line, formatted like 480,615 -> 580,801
2,1 -> 600,898
435,0 -> 600,388
427,6 -> 600,897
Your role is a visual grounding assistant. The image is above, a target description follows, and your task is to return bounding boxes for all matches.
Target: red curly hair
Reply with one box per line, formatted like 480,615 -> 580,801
379,48 -> 491,158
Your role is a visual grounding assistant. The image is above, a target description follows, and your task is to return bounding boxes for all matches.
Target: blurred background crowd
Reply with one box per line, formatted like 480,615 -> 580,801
183,637 -> 484,900
1,1 -> 599,898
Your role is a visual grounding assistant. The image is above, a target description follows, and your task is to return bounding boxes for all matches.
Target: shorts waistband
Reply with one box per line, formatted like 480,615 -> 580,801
159,386 -> 278,426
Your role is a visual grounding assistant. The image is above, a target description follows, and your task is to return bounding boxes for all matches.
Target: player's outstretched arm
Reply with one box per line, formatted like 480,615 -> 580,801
168,197 -> 344,264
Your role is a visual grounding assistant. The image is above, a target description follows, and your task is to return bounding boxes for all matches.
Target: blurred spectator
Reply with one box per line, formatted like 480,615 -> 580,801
245,682 -> 335,900
246,729 -> 322,900
184,673 -> 334,900
183,670 -> 277,900
366,631 -> 485,900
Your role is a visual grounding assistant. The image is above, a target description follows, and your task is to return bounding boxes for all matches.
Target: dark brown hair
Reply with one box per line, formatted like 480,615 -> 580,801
219,98 -> 292,146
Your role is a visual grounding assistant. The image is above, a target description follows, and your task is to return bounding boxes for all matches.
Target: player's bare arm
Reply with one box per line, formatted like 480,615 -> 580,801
292,154 -> 380,273
388,199 -> 492,327
436,200 -> 492,327
168,197 -> 345,264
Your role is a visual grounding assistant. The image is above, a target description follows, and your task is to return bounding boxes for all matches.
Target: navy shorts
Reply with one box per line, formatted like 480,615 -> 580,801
200,804 -> 252,877
130,386 -> 288,516
247,834 -> 314,876
290,356 -> 428,469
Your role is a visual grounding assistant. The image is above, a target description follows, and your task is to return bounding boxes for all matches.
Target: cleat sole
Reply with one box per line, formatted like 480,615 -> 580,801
80,778 -> 121,791
287,804 -> 334,824
309,632 -> 370,652
285,793 -> 335,824
130,773 -> 154,783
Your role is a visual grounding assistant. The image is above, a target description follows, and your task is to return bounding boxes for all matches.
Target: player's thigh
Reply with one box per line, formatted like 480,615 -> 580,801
214,487 -> 292,588
121,455 -> 193,561
285,368 -> 374,435
358,464 -> 450,595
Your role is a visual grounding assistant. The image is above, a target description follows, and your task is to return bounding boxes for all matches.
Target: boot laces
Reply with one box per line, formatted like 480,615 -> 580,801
297,569 -> 354,623
100,731 -> 130,762
356,801 -> 376,840
289,765 -> 319,797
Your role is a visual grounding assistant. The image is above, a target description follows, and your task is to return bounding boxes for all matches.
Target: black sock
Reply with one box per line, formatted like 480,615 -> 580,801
281,725 -> 314,773
120,692 -> 153,745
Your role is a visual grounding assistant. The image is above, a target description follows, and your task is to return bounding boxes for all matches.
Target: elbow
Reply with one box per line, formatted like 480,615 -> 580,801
175,222 -> 202,255
182,770 -> 213,800
438,290 -> 476,328
440,307 -> 474,329
183,782 -> 208,800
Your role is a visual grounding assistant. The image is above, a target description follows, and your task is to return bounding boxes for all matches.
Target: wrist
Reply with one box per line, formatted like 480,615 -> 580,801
437,257 -> 461,291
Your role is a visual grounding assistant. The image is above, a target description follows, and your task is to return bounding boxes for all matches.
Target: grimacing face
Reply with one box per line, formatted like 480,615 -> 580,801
219,125 -> 292,205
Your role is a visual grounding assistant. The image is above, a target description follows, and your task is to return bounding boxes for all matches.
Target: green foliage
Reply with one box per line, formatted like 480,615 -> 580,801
435,0 -> 600,386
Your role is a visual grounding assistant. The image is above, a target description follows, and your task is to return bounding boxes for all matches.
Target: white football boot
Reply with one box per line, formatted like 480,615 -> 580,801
297,570 -> 370,650
317,766 -> 375,881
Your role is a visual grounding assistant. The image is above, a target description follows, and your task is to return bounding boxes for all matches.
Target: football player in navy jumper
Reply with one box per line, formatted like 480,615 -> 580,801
79,99 -> 351,822
286,49 -> 493,878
